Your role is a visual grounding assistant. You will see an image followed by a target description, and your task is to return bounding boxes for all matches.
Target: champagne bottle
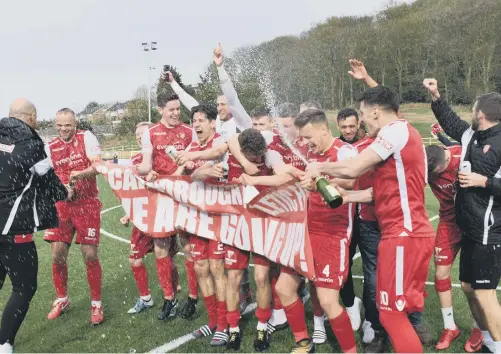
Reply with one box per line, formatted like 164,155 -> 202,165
166,145 -> 177,160
315,176 -> 343,208
218,161 -> 229,182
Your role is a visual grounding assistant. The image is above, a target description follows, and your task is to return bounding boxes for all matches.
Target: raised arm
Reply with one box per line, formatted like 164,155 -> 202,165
137,128 -> 153,175
214,43 -> 253,131
163,71 -> 199,111
424,79 -> 471,143
348,59 -> 379,88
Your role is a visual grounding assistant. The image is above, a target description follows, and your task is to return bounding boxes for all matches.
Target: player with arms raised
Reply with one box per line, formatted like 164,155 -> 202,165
303,86 -> 435,353
44,108 -> 103,325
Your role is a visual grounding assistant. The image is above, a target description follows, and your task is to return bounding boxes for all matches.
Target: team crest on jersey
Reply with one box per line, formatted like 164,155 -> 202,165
395,299 -> 406,312
483,145 -> 491,154
179,133 -> 185,139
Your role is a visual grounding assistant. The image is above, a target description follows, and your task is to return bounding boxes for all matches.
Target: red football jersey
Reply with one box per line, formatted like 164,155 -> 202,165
370,120 -> 434,238
429,145 -> 461,223
268,135 -> 308,171
142,122 -> 193,175
307,138 -> 357,236
186,133 -> 224,171
47,130 -> 100,200
353,137 -> 377,222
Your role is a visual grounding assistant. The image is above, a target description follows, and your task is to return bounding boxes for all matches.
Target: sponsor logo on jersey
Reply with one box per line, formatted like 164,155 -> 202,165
395,299 -> 406,311
55,153 -> 83,166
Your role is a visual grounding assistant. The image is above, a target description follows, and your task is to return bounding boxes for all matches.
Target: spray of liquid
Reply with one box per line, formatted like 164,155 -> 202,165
257,62 -> 309,166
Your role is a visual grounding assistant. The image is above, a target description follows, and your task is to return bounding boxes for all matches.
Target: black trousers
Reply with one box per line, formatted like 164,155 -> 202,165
340,217 -> 359,308
0,237 -> 38,346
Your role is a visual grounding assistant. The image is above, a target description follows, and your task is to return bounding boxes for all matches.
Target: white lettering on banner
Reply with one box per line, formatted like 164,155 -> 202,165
234,216 -> 251,251
175,204 -> 199,234
106,168 -> 145,191
153,196 -> 175,233
251,219 -> 265,254
251,183 -> 307,216
198,212 -> 215,240
151,179 -> 244,209
220,215 -> 238,245
132,197 -> 148,231
108,168 -> 122,190
269,222 -> 286,261
173,180 -> 190,203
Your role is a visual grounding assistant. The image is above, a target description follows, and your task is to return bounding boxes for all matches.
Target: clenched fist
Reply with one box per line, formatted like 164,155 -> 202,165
423,78 -> 440,100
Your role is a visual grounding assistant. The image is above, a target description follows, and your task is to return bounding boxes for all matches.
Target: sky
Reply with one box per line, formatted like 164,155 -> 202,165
0,0 -> 412,120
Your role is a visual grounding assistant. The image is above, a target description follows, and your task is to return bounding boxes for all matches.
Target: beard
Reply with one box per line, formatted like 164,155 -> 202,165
472,116 -> 480,131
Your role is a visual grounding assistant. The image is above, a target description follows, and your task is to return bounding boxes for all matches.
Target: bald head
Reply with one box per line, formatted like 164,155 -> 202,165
9,98 -> 37,128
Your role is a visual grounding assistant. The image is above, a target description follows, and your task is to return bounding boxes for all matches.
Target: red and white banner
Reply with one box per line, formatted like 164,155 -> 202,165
95,163 -> 315,279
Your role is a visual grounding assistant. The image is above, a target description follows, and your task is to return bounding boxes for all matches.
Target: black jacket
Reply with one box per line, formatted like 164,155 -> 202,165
0,117 -> 68,236
432,98 -> 501,244
436,132 -> 460,147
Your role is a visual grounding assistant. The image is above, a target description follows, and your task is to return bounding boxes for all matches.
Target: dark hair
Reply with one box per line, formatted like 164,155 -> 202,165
238,129 -> 267,157
191,103 -> 217,121
250,106 -> 271,119
77,120 -> 93,132
476,92 -> 501,122
300,100 -> 322,110
57,107 -> 75,116
425,145 -> 446,176
337,108 -> 359,122
294,109 -> 328,129
157,93 -> 180,108
356,86 -> 399,114
275,102 -> 298,118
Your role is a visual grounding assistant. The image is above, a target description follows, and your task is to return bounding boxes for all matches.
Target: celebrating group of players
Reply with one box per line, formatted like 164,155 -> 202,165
39,43 -> 494,354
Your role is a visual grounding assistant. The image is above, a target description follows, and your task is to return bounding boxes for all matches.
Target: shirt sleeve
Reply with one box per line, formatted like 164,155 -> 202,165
83,131 -> 101,158
265,149 -> 284,169
44,143 -> 54,167
369,122 -> 409,161
217,65 -> 253,131
141,128 -> 153,154
170,81 -> 199,111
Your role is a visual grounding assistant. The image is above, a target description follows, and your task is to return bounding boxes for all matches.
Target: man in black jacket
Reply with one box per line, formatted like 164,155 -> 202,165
424,79 -> 501,353
0,98 -> 68,353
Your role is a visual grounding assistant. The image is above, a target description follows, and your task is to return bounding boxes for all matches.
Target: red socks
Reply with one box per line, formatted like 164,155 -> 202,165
52,263 -> 68,298
329,310 -> 357,353
380,311 -> 422,353
85,260 -> 102,301
203,294 -> 218,328
131,264 -> 150,297
185,259 -> 198,299
156,257 -> 173,299
256,306 -> 272,324
217,301 -> 228,331
226,309 -> 241,329
283,299 -> 309,342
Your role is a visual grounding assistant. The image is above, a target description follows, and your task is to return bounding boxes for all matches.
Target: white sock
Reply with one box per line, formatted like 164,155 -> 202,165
494,341 -> 501,353
230,326 -> 240,333
314,315 -> 326,329
91,300 -> 102,308
256,321 -> 267,331
482,331 -> 496,352
269,309 -> 286,326
441,307 -> 456,330
58,296 -> 68,303
140,295 -> 152,302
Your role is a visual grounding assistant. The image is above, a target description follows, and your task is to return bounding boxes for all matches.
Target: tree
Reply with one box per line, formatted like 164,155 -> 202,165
117,85 -> 160,137
84,101 -> 100,114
